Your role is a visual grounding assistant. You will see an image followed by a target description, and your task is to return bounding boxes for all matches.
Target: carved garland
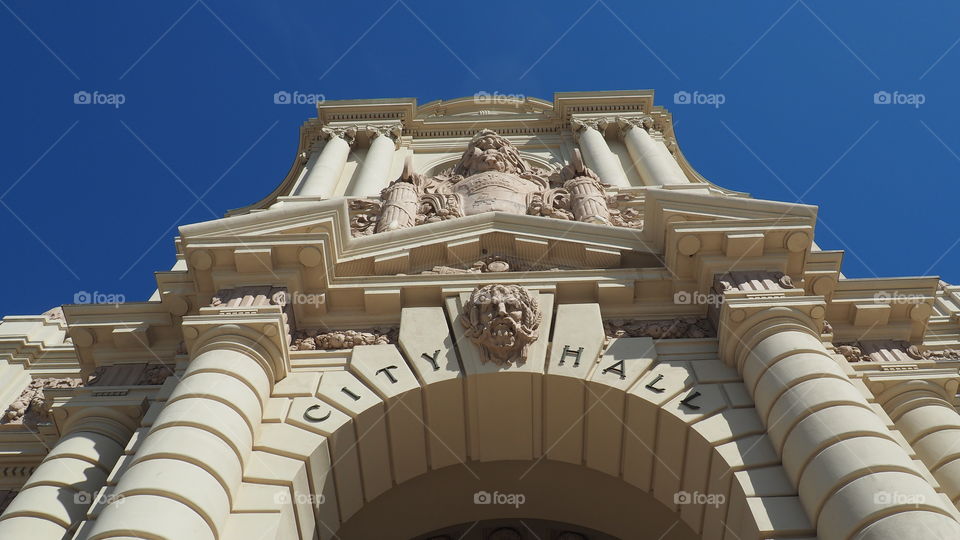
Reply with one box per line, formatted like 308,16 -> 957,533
290,327 -> 399,351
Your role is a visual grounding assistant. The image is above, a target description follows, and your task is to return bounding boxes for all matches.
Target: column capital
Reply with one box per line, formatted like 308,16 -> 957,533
864,370 -> 960,407
320,124 -> 359,145
363,122 -> 403,146
570,116 -> 614,139
717,295 -> 828,369
615,114 -> 657,135
182,304 -> 292,384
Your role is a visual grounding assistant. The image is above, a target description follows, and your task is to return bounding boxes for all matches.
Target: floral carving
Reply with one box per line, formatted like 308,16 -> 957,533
350,130 -> 639,236
2,378 -> 82,429
290,327 -> 398,351
461,284 -> 542,366
604,318 -> 715,340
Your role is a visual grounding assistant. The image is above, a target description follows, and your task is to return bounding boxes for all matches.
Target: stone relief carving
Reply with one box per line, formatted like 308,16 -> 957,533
289,327 -> 399,351
420,255 -> 567,275
349,129 -> 642,236
1,378 -> 82,429
604,317 -> 716,340
907,345 -> 960,361
461,284 -> 542,366
831,340 -> 960,363
87,364 -> 175,386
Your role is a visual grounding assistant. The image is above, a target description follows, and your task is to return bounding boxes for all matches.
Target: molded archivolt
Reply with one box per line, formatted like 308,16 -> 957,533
225,300 -> 813,540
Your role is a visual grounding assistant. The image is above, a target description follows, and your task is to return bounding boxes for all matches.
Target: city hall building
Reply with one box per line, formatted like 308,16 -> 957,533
3,90 -> 960,539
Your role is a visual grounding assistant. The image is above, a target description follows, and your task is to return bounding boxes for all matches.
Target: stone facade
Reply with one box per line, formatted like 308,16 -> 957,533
2,90 -> 960,539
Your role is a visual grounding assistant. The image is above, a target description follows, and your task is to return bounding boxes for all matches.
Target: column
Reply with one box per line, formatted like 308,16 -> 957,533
84,337 -> 277,540
348,124 -> 401,197
570,118 -> 630,188
0,409 -> 134,539
720,302 -> 960,540
877,380 -> 960,506
617,116 -> 688,186
293,125 -> 356,198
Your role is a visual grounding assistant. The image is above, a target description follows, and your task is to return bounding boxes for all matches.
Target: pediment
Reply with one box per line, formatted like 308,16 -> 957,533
181,199 -> 663,276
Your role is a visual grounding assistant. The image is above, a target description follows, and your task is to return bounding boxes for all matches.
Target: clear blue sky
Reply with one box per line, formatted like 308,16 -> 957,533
1,1 -> 958,316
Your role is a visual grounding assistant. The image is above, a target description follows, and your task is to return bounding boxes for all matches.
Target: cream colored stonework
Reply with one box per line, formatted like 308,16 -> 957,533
3,90 -> 960,539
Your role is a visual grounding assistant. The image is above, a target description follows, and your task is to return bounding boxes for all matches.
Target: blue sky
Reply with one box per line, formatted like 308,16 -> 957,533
1,1 -> 959,316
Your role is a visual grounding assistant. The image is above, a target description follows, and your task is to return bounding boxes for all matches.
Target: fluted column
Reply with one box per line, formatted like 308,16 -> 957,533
570,118 -> 630,188
348,124 -> 401,197
85,330 -> 281,540
293,125 -> 356,198
617,116 -> 688,186
720,301 -> 960,539
0,408 -> 134,539
877,380 -> 960,506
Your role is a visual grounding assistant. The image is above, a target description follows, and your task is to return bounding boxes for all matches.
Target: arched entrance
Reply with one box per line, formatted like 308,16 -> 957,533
261,298 -> 807,539
336,460 -> 698,539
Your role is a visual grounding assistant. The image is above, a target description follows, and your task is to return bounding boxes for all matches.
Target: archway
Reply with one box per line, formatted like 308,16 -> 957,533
336,460 -> 698,539
256,299 -> 805,539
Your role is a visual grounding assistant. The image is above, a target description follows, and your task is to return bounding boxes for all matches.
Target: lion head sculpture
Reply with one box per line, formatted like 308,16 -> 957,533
453,129 -> 528,177
461,284 -> 542,365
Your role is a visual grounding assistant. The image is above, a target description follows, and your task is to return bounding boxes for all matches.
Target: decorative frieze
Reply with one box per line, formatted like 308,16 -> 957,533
604,317 -> 715,340
289,327 -> 399,351
830,340 -> 959,363
87,363 -> 175,386
420,255 -> 566,275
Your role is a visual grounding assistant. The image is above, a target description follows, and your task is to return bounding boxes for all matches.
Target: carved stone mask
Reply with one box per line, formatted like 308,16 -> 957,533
461,284 -> 541,365
453,129 -> 527,177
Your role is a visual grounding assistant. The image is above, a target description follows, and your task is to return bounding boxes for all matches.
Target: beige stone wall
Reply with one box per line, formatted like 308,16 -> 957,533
4,91 -> 960,539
